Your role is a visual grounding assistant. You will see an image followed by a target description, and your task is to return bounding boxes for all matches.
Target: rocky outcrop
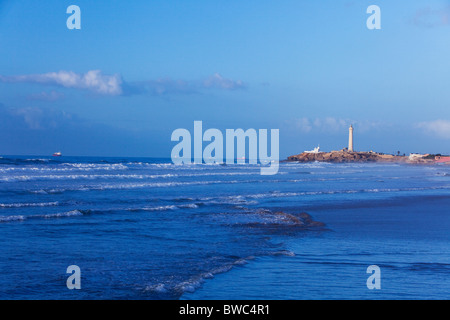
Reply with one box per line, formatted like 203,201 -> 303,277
287,151 -> 416,163
297,212 -> 326,227
255,209 -> 325,228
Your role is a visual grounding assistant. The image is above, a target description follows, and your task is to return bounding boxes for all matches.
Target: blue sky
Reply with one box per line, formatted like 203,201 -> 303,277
0,0 -> 449,157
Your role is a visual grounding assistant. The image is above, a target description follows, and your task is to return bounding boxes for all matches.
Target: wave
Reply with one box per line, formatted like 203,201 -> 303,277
247,186 -> 450,198
0,215 -> 26,222
172,186 -> 450,207
0,201 -> 59,208
0,173 -> 177,182
0,161 -> 280,174
0,210 -> 87,223
270,250 -> 296,257
0,203 -> 201,222
0,157 -> 58,165
127,204 -> 199,212
42,210 -> 85,219
145,249 -> 298,297
23,180 -> 252,194
144,255 -> 256,297
61,163 -> 129,170
5,181 -> 449,202
0,174 -> 408,184
0,162 -> 131,173
0,171 -> 289,182
148,186 -> 450,210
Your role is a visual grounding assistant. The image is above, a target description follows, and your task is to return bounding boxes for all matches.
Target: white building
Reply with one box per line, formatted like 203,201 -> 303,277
348,125 -> 354,152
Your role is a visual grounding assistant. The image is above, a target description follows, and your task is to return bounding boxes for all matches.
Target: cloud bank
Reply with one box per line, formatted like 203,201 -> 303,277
0,70 -> 123,95
288,117 -> 384,134
125,73 -> 246,96
203,73 -> 245,90
0,70 -> 245,97
417,120 -> 450,139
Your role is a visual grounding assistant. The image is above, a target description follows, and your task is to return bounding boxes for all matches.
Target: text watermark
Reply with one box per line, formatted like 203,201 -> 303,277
171,121 -> 279,175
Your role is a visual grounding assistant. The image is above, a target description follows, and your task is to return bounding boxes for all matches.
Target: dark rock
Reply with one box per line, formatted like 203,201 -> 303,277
274,211 -> 304,225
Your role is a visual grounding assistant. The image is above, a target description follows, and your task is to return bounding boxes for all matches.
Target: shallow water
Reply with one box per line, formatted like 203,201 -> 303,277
0,156 -> 449,299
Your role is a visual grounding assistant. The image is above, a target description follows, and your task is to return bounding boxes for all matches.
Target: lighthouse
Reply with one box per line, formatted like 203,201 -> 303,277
348,125 -> 354,152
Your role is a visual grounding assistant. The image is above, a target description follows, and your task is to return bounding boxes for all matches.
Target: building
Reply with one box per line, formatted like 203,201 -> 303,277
305,145 -> 321,154
348,125 -> 354,152
409,153 -> 427,161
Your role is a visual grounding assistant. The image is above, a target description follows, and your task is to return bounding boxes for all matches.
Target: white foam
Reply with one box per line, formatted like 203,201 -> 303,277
61,163 -> 129,170
0,210 -> 85,223
0,201 -> 59,208
136,205 -> 179,211
128,203 -> 199,212
179,204 -> 199,209
144,283 -> 168,293
42,210 -> 84,219
0,215 -> 26,222
0,173 -> 178,182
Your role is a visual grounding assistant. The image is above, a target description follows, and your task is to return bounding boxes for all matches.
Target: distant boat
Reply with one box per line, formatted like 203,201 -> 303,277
52,152 -> 62,157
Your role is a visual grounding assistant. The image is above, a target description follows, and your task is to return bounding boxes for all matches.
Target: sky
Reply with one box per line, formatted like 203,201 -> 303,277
0,0 -> 449,158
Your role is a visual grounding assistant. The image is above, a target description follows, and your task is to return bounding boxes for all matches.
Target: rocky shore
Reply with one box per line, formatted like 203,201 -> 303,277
286,150 -> 435,164
253,209 -> 326,228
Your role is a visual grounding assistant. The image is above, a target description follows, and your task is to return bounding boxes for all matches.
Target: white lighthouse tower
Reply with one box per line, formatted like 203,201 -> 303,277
348,125 -> 354,152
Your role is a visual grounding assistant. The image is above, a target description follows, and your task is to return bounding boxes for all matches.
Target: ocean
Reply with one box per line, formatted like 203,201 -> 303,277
0,156 -> 449,300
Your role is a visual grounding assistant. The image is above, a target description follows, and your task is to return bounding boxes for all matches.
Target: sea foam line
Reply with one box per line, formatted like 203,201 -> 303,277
0,171 -> 288,182
145,255 -> 256,296
0,201 -> 59,208
127,204 -> 199,212
0,210 -> 85,223
25,180 -> 256,194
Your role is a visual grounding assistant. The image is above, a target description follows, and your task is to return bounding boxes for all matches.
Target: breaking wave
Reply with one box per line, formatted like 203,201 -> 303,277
0,201 -> 59,208
144,255 -> 256,297
0,210 -> 87,223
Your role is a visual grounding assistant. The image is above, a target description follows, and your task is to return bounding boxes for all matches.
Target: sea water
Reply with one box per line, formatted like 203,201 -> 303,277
0,156 -> 449,299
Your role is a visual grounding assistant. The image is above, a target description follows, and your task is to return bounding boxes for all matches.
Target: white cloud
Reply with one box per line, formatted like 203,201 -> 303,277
1,70 -> 123,95
202,73 -> 245,90
1,71 -> 245,97
417,119 -> 450,139
13,107 -> 44,129
8,106 -> 73,130
288,117 -> 386,134
291,117 -> 350,133
293,117 -> 313,133
127,73 -> 246,95
322,117 -> 348,132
